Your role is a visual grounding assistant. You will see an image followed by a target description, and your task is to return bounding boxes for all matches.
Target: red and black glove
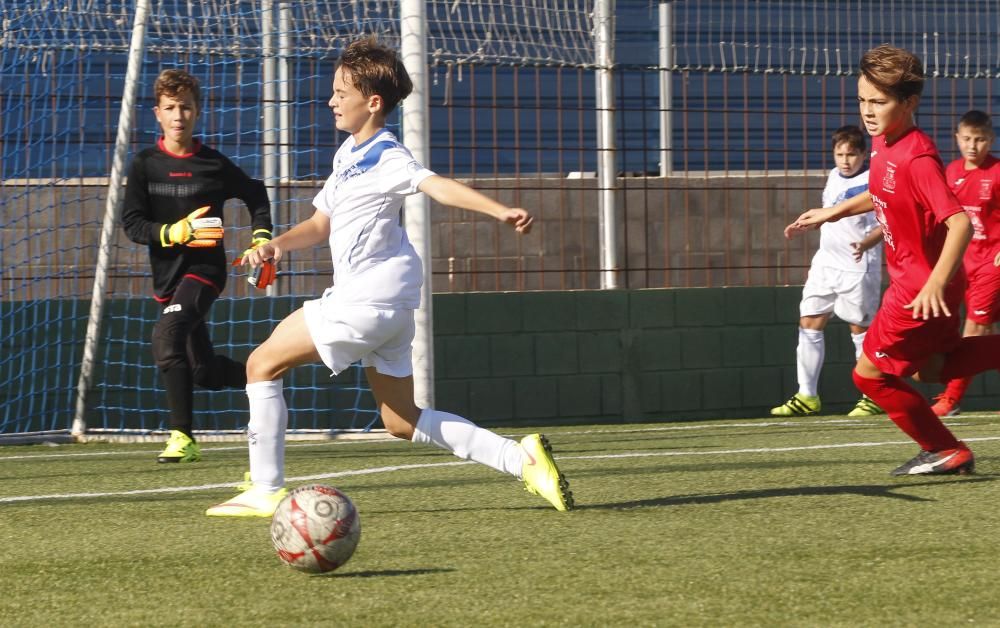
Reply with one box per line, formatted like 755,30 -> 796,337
232,228 -> 276,289
248,260 -> 276,289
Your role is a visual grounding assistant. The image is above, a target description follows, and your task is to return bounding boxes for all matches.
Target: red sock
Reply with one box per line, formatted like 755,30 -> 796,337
941,375 -> 973,402
939,335 -> 1000,381
852,370 -> 961,451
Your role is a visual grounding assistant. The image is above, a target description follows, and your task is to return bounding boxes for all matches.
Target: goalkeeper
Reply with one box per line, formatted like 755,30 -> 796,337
121,69 -> 273,463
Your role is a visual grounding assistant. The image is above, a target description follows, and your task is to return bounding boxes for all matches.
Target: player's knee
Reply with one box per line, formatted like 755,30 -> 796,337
191,355 -> 246,390
151,316 -> 191,370
381,411 -> 416,440
191,364 -> 220,390
376,397 -> 420,440
799,314 -> 829,330
965,321 -> 991,336
246,347 -> 281,383
853,355 -> 883,381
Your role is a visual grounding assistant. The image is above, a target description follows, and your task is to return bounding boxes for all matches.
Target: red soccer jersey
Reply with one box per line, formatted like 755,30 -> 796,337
868,128 -> 966,304
863,127 -> 968,375
944,154 -> 1000,272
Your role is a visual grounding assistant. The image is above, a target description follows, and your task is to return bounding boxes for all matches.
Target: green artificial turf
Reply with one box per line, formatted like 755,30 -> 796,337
3,414 -> 1000,626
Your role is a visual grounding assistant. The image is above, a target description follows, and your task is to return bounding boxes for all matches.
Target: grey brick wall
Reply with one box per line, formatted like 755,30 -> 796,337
2,171 -> 824,300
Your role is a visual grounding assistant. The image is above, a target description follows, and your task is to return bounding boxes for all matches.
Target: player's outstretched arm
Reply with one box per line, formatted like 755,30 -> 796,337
417,175 -> 533,234
240,209 -> 331,267
784,206 -> 838,239
904,211 -> 972,320
784,191 -> 874,239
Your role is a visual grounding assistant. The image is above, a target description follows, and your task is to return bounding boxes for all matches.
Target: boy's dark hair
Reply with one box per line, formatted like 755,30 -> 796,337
831,125 -> 866,152
154,69 -> 201,108
957,110 -> 994,135
859,44 -> 924,102
336,37 -> 412,115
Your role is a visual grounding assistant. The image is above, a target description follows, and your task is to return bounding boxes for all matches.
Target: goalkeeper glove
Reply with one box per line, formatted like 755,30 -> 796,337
160,206 -> 224,248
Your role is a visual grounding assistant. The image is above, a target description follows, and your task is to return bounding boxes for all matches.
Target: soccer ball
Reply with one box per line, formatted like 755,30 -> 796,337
270,484 -> 361,574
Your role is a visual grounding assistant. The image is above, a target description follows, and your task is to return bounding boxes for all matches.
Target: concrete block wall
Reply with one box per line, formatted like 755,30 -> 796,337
433,287 -> 1000,425
4,287 -> 998,433
2,172 -> 827,300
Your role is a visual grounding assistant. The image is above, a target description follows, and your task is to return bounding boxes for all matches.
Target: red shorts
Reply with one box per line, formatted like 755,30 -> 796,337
863,284 -> 963,377
964,261 -> 1000,325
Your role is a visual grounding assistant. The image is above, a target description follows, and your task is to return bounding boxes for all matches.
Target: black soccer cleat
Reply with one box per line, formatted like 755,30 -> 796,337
890,444 -> 974,476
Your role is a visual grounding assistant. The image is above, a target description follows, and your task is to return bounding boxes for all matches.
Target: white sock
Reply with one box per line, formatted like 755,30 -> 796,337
246,379 -> 287,492
796,328 -> 825,397
851,331 -> 866,361
412,408 -> 525,479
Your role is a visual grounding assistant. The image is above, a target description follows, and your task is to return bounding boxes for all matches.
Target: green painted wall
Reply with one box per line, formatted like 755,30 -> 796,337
434,288 -> 1000,425
4,288 -> 997,433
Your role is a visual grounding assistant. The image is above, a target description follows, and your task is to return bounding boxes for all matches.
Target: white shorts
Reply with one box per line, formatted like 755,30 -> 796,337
303,292 -> 415,378
799,264 -> 881,327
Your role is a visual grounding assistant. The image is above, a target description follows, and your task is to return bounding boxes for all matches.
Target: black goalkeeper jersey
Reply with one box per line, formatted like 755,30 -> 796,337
122,138 -> 272,300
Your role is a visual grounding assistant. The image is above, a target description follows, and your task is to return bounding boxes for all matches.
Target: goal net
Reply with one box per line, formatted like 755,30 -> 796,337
0,0 -> 594,438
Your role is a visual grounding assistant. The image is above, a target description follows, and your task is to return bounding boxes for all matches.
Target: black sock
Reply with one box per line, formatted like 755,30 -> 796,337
162,366 -> 194,438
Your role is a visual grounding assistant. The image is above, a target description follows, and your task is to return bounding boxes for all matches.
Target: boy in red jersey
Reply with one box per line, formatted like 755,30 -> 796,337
786,45 -> 1000,476
929,110 -> 1000,417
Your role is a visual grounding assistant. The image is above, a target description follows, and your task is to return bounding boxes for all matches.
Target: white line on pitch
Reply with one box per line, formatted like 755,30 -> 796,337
558,435 -> 1000,460
0,460 -> 474,503
0,437 -> 402,461
3,415 -> 997,462
5,435 -> 1000,504
0,417 -> 912,461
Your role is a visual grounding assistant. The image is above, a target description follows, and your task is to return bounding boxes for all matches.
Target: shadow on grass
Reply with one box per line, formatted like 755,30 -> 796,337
581,476 -> 997,510
321,567 -> 456,578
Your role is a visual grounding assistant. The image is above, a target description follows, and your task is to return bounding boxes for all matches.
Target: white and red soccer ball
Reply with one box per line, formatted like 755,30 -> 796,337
270,484 -> 361,574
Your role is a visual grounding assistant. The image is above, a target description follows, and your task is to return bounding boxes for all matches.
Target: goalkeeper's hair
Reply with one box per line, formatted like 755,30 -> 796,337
336,36 -> 412,115
154,69 -> 202,109
859,44 -> 924,102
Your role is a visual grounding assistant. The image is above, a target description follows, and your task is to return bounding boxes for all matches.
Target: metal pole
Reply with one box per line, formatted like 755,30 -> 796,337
72,0 -> 150,437
400,0 -> 435,409
261,0 -> 278,294
595,0 -> 619,289
659,1 -> 673,177
278,2 -> 291,189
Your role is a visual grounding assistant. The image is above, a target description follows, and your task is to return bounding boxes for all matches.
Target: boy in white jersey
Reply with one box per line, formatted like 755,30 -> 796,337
771,125 -> 885,417
206,37 -> 573,516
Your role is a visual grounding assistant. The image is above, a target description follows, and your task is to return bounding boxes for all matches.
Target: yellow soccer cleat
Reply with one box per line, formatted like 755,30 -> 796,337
156,430 -> 201,463
520,434 -> 574,512
847,395 -> 884,417
205,485 -> 288,518
770,393 -> 820,417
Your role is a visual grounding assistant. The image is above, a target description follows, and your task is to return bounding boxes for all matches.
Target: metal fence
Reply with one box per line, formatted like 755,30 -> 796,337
7,1 -> 1000,301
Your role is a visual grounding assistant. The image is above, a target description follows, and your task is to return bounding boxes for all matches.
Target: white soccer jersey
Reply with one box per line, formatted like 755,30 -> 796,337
312,129 -> 436,308
814,167 -> 881,272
